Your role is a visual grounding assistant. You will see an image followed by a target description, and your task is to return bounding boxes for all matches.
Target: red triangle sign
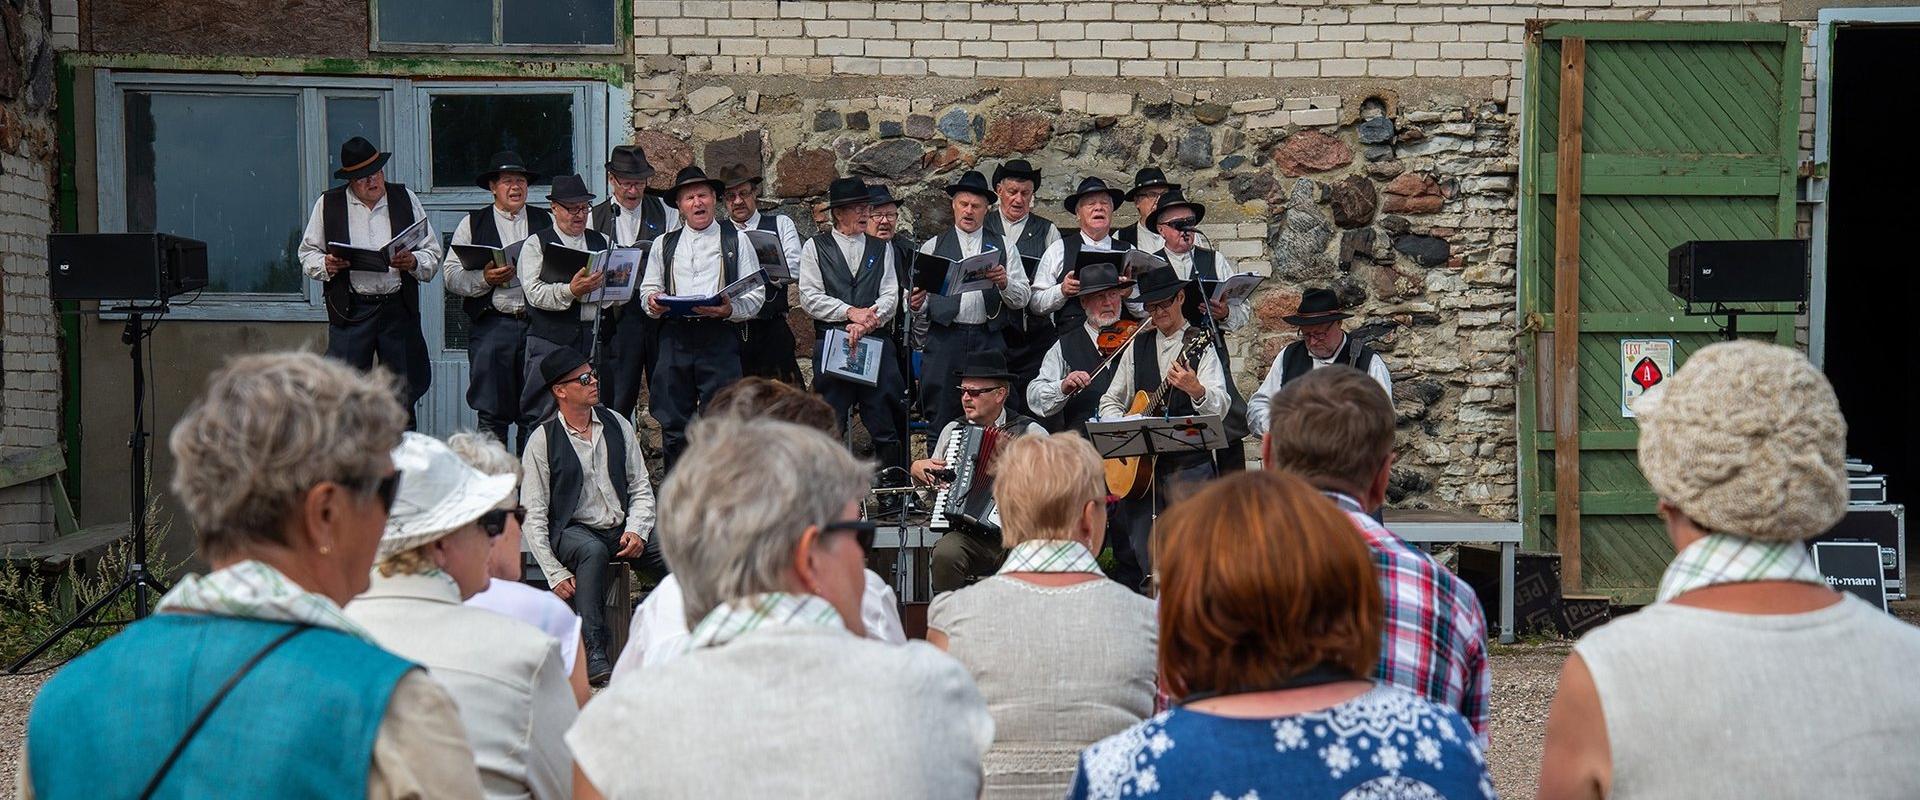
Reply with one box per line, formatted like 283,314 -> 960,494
1631,356 -> 1663,390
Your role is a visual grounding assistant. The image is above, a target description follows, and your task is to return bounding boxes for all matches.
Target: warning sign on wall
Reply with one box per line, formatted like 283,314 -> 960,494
1620,339 -> 1674,418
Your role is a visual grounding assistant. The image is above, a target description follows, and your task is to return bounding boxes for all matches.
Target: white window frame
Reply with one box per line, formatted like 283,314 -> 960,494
367,0 -> 623,55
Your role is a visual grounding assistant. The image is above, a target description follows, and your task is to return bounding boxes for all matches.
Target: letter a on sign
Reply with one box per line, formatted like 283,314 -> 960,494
1620,338 -> 1674,418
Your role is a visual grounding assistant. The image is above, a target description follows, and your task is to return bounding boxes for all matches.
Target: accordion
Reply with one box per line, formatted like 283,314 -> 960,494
929,424 -> 1004,536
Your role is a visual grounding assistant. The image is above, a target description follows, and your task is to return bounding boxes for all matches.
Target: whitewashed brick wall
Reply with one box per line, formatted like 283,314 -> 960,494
0,149 -> 61,545
50,0 -> 79,50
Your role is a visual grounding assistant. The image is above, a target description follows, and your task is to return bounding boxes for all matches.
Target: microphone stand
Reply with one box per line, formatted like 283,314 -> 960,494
873,465 -> 918,602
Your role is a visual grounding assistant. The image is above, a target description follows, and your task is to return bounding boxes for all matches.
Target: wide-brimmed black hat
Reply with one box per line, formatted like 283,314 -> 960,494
1063,176 -> 1126,214
991,159 -> 1041,187
1146,188 -> 1207,230
1283,288 -> 1354,326
1077,262 -> 1135,295
1125,167 -> 1181,201
605,145 -> 657,181
667,165 -> 726,201
334,136 -> 392,181
866,184 -> 900,208
546,174 -> 596,205
954,350 -> 1015,383
538,346 -> 592,392
1133,266 -> 1188,305
825,176 -> 872,210
716,163 -> 764,190
944,170 -> 995,200
475,151 -> 540,191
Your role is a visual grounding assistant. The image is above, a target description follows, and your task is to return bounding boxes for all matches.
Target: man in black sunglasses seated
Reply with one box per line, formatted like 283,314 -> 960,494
910,351 -> 1046,593
519,346 -> 659,685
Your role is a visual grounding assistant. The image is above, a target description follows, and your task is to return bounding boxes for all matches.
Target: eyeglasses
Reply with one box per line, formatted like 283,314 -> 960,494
554,202 -> 591,216
1145,297 -> 1182,313
822,519 -> 877,553
478,505 -> 527,538
958,385 -> 1005,398
370,472 -> 402,514
868,211 -> 898,221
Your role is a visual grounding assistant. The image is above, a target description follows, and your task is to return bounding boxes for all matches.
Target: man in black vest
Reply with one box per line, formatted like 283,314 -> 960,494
909,350 -> 1047,592
1147,189 -> 1254,472
594,145 -> 680,421
296,136 -> 441,423
446,151 -> 551,449
867,184 -> 918,486
1026,262 -> 1134,434
798,177 -> 908,494
721,164 -> 805,385
1030,176 -> 1127,333
1116,166 -> 1179,254
519,174 -> 618,425
1097,267 -> 1230,591
983,159 -> 1062,420
907,170 -> 1031,436
639,165 -> 765,469
518,346 -> 659,684
1247,287 -> 1394,439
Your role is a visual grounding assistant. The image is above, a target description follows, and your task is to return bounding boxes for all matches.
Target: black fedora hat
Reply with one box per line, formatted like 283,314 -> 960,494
1133,266 -> 1188,305
475,151 -> 541,191
991,159 -> 1041,187
1063,176 -> 1126,214
1077,262 -> 1135,296
1124,167 -> 1181,201
605,144 -> 657,181
538,346 -> 592,393
334,136 -> 392,181
866,184 -> 900,208
666,165 -> 726,201
1145,188 -> 1207,230
825,176 -> 872,210
944,170 -> 995,200
954,350 -> 1015,383
716,163 -> 764,190
546,174 -> 596,205
1283,288 -> 1354,326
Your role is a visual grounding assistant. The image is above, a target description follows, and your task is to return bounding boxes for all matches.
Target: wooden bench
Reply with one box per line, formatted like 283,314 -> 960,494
0,446 -> 136,591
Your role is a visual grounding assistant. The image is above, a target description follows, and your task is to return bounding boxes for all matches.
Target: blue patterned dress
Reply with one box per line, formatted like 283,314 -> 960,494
1067,684 -> 1497,800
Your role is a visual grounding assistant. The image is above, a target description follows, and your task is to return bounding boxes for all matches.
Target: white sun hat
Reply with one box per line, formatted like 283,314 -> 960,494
380,432 -> 518,559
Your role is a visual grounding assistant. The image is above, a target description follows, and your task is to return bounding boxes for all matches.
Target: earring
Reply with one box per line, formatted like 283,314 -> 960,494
318,542 -> 334,555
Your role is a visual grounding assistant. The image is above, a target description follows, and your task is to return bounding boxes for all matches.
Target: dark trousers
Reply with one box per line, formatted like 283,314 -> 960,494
606,308 -> 660,419
651,321 -> 743,469
745,315 -> 804,386
1112,456 -> 1217,593
1003,317 -> 1056,422
326,294 -> 430,425
467,312 -> 533,450
813,334 -> 908,483
920,322 -> 1006,436
552,523 -> 669,647
522,325 -> 595,426
931,529 -> 1005,594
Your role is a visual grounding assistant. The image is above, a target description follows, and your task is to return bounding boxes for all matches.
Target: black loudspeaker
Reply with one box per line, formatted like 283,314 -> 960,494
1667,239 -> 1808,305
48,232 -> 209,302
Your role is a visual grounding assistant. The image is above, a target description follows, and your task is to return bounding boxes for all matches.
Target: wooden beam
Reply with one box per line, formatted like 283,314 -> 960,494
1553,37 -> 1587,593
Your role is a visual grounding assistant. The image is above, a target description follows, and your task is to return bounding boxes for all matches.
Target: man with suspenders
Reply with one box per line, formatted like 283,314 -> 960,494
446,151 -> 551,449
906,170 -> 1031,437
721,164 -> 805,386
982,159 -> 1062,422
595,144 -> 680,421
518,174 -> 617,425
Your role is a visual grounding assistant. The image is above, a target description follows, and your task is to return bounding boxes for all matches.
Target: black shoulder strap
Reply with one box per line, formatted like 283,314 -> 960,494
661,229 -> 684,295
141,625 -> 312,800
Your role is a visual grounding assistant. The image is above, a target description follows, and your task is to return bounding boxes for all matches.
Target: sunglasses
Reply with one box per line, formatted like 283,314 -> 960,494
568,370 -> 599,387
822,519 -> 877,553
958,385 -> 1005,398
478,506 -> 527,538
370,472 -> 402,514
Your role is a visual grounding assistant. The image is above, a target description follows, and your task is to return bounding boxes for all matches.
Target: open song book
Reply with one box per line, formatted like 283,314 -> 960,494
326,218 -> 431,272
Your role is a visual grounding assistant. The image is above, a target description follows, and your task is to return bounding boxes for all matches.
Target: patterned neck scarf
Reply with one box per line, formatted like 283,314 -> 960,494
154,559 -> 373,640
685,592 -> 845,651
996,539 -> 1105,575
1656,531 -> 1825,603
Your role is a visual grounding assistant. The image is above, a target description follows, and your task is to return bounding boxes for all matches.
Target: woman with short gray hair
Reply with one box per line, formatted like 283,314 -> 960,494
567,417 -> 992,799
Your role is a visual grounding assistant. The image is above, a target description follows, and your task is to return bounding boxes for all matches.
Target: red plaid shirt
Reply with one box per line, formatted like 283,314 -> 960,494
1328,492 -> 1491,735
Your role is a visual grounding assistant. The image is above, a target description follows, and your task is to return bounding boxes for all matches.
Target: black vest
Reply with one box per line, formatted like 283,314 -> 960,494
525,226 -> 612,344
1056,324 -> 1118,433
463,204 -> 553,323
984,212 -> 1057,275
542,406 -> 632,545
751,213 -> 792,320
811,231 -> 890,334
1279,336 -> 1378,386
1116,222 -> 1141,247
659,219 -> 743,299
927,228 -> 1011,330
320,184 -> 418,326
1052,232 -> 1112,329
1130,330 -> 1214,467
1161,248 -> 1220,331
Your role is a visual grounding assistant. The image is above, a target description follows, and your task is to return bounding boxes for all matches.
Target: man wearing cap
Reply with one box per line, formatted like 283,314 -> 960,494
1115,166 -> 1179,254
1026,262 -> 1134,435
1147,189 -> 1254,472
983,159 -> 1063,419
594,145 -> 680,422
1245,287 -> 1392,440
519,174 -> 619,426
721,164 -> 805,385
297,135 -> 443,421
909,350 -> 1046,592
447,152 -> 552,449
640,165 -> 765,468
1097,267 -> 1231,589
907,170 -> 1031,436
1030,176 -> 1127,334
798,177 -> 908,498
519,346 -> 657,684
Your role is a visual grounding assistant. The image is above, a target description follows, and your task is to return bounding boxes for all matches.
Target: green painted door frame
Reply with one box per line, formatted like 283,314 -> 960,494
1519,21 -> 1802,603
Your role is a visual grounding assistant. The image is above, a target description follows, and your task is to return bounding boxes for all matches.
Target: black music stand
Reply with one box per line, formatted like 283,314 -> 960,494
1085,414 -> 1227,463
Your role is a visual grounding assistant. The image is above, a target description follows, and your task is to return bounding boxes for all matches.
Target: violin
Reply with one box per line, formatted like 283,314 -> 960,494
1095,319 -> 1141,356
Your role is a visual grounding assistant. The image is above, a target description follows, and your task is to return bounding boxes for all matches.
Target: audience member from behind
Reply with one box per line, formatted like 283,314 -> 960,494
22,353 -> 483,799
449,432 -> 590,706
1261,365 -> 1491,734
928,433 -> 1156,799
1069,471 -> 1493,800
568,418 -> 992,799
346,433 -> 577,800
1538,341 -> 1920,800
611,377 -> 906,682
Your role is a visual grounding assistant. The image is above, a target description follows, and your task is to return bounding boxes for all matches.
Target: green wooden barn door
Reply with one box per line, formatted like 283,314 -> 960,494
1519,22 -> 1801,603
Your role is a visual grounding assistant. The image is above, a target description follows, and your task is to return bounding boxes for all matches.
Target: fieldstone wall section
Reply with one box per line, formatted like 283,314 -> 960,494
1,0 -> 63,545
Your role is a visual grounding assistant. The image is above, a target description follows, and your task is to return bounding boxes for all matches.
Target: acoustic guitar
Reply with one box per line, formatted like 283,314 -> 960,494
1104,330 -> 1213,499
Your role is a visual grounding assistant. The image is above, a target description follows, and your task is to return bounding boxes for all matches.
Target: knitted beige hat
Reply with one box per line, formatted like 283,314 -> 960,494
1635,341 -> 1847,542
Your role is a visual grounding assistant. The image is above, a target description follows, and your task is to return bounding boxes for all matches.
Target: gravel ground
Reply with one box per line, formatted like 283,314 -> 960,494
1485,641 -> 1570,798
0,672 -> 48,792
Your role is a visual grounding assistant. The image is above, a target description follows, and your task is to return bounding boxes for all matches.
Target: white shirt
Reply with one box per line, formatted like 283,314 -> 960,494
741,211 -> 803,280
609,569 -> 907,683
1124,247 -> 1253,331
1247,333 -> 1394,438
446,205 -> 535,314
1028,321 -> 1107,419
519,412 -> 657,585
798,227 -> 900,324
917,227 -> 1032,324
297,187 -> 442,295
1097,321 -> 1230,420
608,197 -> 682,247
1030,231 -> 1118,315
465,577 -> 582,675
520,226 -> 627,321
639,220 -> 765,321
1127,222 -> 1165,256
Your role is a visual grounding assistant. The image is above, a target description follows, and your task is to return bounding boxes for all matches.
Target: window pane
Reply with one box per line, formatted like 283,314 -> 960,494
124,91 -> 304,295
325,97 -> 383,174
503,0 -> 615,45
379,0 -> 491,45
429,94 -> 575,188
